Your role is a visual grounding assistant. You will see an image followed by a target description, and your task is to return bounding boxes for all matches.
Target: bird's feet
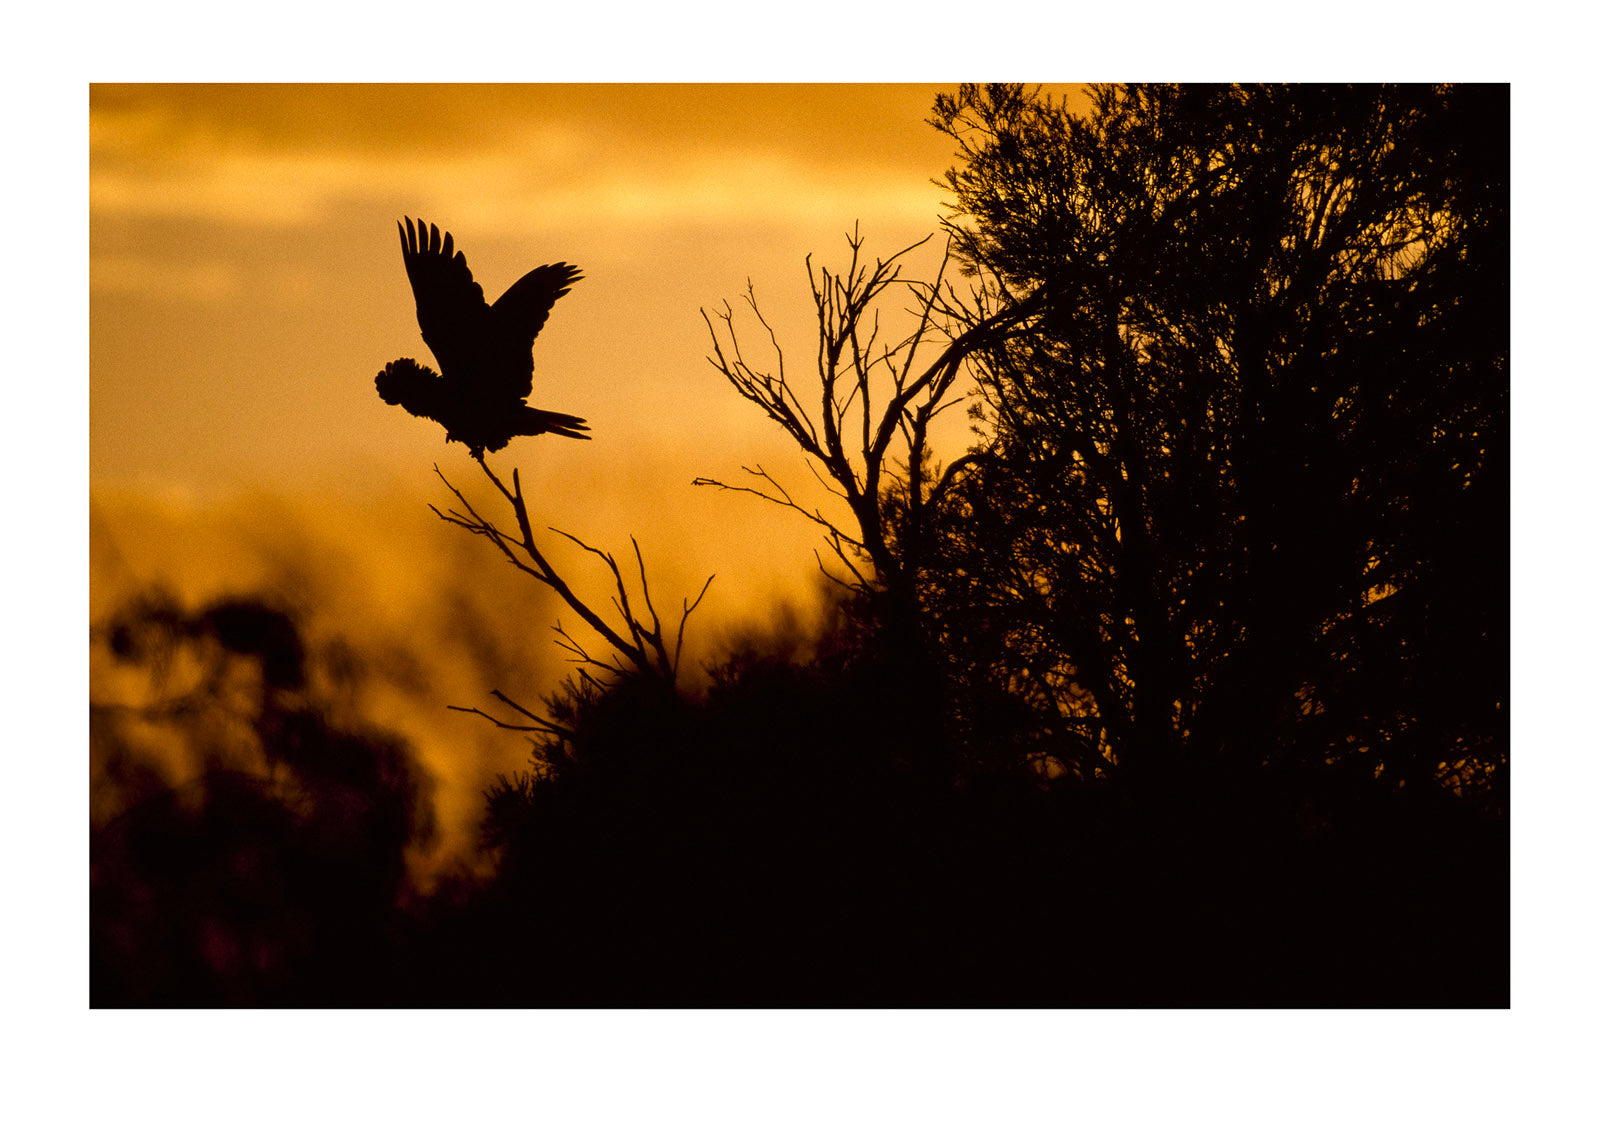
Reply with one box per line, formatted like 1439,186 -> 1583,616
443,430 -> 477,458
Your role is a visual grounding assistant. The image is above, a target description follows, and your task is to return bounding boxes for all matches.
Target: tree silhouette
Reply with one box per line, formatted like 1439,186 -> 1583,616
917,84 -> 1507,803
696,226 -> 1051,782
377,217 -> 589,456
658,83 -> 1510,1005
698,225 -> 1044,637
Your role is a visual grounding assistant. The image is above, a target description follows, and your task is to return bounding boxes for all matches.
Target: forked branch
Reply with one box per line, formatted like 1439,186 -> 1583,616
434,456 -> 714,698
699,225 -> 1048,600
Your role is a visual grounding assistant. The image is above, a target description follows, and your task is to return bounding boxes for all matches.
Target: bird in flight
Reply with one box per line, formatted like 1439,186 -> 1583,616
376,217 -> 588,458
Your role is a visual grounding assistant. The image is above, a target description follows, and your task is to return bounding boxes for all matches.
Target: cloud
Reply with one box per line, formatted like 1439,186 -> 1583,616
91,134 -> 944,236
91,253 -> 243,302
89,86 -> 951,235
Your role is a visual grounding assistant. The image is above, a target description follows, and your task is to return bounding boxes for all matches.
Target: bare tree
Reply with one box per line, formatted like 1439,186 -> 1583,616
697,224 -> 1043,630
432,455 -> 713,737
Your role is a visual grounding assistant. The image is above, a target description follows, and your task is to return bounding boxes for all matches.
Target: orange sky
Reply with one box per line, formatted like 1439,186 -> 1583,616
89,85 -> 1023,606
89,83 -> 1083,868
91,85 -> 987,488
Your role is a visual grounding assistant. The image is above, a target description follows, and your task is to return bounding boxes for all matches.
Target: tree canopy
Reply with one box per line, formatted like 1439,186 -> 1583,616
917,84 -> 1507,802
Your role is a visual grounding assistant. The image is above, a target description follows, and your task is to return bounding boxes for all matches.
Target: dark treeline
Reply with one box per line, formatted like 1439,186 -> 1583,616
91,591 -> 437,1005
91,83 -> 1506,1006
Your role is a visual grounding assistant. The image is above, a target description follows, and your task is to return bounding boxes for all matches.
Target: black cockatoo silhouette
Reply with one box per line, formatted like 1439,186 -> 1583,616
376,217 -> 588,458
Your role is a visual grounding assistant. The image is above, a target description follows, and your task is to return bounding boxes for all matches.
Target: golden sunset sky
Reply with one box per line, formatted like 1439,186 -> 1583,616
89,83 -> 1089,864
49,11 -> 1579,1125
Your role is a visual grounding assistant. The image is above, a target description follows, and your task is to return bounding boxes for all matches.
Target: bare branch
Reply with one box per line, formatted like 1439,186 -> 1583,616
433,456 -> 715,707
446,697 -> 572,740
549,527 -> 650,661
700,225 -> 1045,610
674,573 -> 716,671
803,457 -> 852,503
813,546 -> 867,594
691,467 -> 862,548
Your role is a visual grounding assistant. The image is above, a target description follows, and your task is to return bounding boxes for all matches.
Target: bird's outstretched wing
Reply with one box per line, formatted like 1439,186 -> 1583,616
489,263 -> 583,400
398,217 -> 488,375
493,263 -> 582,346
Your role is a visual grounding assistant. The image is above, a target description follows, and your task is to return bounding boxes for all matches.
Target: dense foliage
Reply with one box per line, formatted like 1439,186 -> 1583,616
922,84 -> 1507,800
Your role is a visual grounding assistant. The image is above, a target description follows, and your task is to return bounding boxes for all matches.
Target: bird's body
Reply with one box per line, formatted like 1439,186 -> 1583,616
377,217 -> 587,457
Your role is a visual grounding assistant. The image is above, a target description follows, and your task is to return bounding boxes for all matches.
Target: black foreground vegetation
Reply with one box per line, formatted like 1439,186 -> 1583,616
91,84 -> 1507,1007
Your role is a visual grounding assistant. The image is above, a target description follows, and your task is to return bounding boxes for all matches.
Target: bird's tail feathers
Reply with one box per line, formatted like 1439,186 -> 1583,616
521,405 -> 591,440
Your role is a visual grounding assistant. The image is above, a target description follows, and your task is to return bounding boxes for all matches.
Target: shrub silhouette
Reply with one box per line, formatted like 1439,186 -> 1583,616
91,591 -> 437,1006
432,591 -> 1506,1006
